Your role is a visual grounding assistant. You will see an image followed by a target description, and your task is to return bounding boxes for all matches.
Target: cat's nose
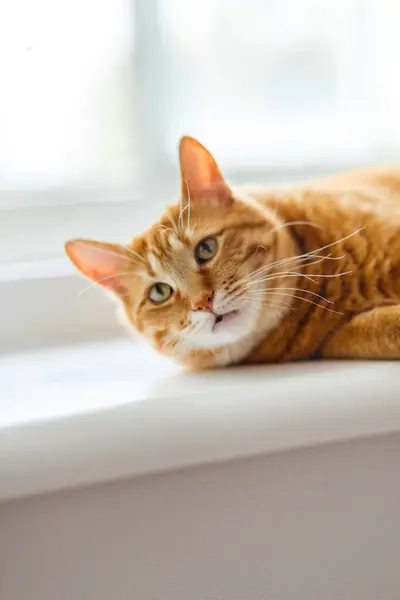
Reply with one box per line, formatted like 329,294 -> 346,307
191,292 -> 214,312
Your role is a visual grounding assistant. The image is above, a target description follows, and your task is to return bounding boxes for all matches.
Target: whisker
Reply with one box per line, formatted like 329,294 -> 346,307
153,224 -> 177,234
240,221 -> 321,278
178,190 -> 185,234
234,257 -> 331,289
235,253 -> 333,289
273,220 -> 322,231
233,228 -> 359,293
167,212 -> 180,236
218,287 -> 247,308
123,246 -> 146,263
254,291 -> 343,315
178,204 -> 189,233
74,242 -> 140,267
246,250 -> 347,283
241,271 -> 317,288
264,228 -> 362,274
184,179 -> 191,232
250,286 -> 334,304
242,269 -> 352,289
224,247 -> 350,301
246,227 -> 359,282
244,299 -> 294,311
77,270 -> 134,296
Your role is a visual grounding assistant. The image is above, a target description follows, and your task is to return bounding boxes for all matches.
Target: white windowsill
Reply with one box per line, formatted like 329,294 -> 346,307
1,338 -> 400,502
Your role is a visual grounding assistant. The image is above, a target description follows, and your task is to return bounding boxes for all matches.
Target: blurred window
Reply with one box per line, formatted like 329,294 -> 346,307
1,0 -> 400,232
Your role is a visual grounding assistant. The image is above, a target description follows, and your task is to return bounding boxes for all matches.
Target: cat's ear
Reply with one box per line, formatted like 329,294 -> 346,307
65,239 -> 133,296
179,136 -> 232,206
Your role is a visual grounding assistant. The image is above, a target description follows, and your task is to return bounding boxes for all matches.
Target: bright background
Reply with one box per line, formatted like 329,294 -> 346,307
2,0 -> 400,202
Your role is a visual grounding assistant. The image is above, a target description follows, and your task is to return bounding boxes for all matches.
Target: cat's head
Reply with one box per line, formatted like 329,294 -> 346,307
65,136 -> 296,368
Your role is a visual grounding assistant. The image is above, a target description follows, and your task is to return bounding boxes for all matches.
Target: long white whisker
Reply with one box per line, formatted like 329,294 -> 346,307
177,190 -> 185,233
273,220 -> 322,231
255,291 -> 343,315
77,270 -> 134,296
244,299 -> 294,310
245,226 -> 360,283
241,271 -> 317,287
233,251 -> 344,290
232,253 -> 335,290
73,242 -> 140,267
234,228 -> 359,293
244,221 -> 322,277
167,212 -> 179,236
123,246 -> 146,263
265,228 -> 362,274
178,204 -> 189,233
250,286 -> 334,304
246,251 -> 347,284
242,269 -> 352,290
185,179 -> 191,232
219,287 -> 247,308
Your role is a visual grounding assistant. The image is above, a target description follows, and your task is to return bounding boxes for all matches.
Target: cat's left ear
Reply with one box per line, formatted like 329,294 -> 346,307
179,136 -> 232,206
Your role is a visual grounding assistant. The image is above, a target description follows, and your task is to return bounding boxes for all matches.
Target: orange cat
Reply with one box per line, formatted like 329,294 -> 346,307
66,136 -> 400,369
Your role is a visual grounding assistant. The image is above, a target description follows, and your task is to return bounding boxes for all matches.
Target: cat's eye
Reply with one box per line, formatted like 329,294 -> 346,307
148,282 -> 173,304
194,237 -> 218,265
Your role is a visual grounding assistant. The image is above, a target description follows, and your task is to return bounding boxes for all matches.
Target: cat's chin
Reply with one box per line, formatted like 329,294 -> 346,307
187,308 -> 257,350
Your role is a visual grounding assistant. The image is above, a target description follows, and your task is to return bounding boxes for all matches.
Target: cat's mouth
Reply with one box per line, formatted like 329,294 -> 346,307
212,310 -> 240,332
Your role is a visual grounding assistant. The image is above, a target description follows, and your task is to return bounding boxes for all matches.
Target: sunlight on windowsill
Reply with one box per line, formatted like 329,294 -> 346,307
1,338 -> 400,501
1,337 -> 399,428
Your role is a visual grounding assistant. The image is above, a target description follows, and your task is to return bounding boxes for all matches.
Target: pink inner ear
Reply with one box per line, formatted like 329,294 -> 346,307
65,240 -> 131,294
179,136 -> 232,205
198,180 -> 232,205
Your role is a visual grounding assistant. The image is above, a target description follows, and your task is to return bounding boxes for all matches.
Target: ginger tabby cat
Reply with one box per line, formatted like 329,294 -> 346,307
66,136 -> 400,369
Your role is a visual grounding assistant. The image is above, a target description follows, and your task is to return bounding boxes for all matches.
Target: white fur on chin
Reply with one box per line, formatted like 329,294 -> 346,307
187,306 -> 258,349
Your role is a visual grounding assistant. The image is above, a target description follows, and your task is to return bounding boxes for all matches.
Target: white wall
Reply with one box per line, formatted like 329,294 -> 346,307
1,433 -> 399,600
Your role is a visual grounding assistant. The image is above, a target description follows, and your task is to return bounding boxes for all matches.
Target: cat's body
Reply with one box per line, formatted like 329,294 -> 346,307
66,138 -> 400,369
247,167 -> 400,363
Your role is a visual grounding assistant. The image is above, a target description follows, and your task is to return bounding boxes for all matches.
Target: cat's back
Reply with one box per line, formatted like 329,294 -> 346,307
246,164 -> 400,216
307,164 -> 400,213
310,163 -> 400,194
244,166 -> 400,240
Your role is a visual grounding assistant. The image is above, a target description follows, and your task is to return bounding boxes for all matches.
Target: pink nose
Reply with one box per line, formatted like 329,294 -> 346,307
191,292 -> 214,312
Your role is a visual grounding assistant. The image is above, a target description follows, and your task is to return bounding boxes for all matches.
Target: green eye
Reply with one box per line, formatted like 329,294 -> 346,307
148,282 -> 173,304
194,237 -> 218,265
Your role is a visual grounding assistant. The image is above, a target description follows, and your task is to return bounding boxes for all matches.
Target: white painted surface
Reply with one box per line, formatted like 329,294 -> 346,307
1,339 -> 400,500
1,434 -> 399,600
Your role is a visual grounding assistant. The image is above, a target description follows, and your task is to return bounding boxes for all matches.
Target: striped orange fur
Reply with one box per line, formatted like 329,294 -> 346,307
66,136 -> 400,369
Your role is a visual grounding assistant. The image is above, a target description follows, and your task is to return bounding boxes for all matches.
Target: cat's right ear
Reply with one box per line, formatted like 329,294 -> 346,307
65,239 -> 134,296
